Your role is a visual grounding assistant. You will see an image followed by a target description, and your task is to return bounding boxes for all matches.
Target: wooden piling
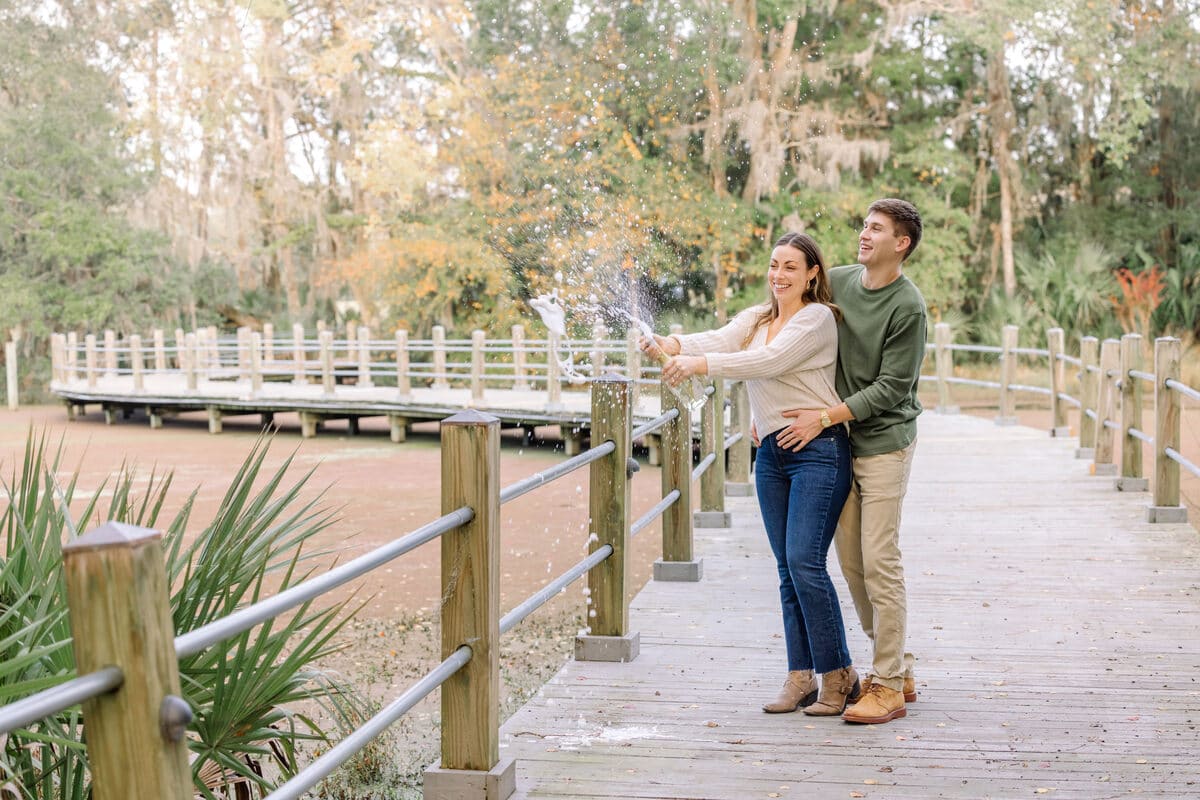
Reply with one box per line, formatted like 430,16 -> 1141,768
1076,337 -> 1099,459
996,324 -> 1018,425
1147,337 -> 1187,523
1116,334 -> 1147,491
1047,327 -> 1069,436
425,410 -> 513,798
62,523 -> 191,800
654,379 -> 700,581
934,322 -> 958,414
577,376 -> 638,662
1092,339 -> 1119,475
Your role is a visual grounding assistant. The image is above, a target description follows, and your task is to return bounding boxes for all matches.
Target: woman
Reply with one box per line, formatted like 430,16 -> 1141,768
643,232 -> 858,716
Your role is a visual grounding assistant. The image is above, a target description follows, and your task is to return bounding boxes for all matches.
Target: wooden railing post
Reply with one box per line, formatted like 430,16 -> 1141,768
104,329 -> 118,377
470,330 -> 485,404
934,322 -> 958,414
654,379 -> 701,582
236,327 -> 250,381
726,380 -> 753,496
262,323 -> 275,365
1076,336 -> 1099,459
61,523 -> 192,800
250,332 -> 263,395
396,329 -> 412,400
67,331 -> 79,383
1047,327 -> 1070,436
173,328 -> 185,370
320,330 -> 335,397
996,324 -> 1018,425
292,323 -> 306,385
511,324 -> 529,391
545,330 -> 563,411
432,325 -> 449,390
86,333 -> 98,388
576,376 -> 639,663
1092,338 -> 1120,475
1116,333 -> 1148,492
184,333 -> 198,392
153,329 -> 166,375
1147,337 -> 1188,523
695,380 -> 731,527
357,326 -> 374,388
130,334 -> 144,394
424,410 -> 514,800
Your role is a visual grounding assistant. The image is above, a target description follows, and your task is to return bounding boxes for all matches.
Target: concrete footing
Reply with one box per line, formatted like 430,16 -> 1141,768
1146,505 -> 1188,524
575,632 -> 640,663
694,510 -> 733,528
653,558 -> 703,582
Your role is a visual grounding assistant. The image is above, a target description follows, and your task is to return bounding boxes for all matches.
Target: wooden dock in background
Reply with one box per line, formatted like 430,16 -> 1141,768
500,412 -> 1200,799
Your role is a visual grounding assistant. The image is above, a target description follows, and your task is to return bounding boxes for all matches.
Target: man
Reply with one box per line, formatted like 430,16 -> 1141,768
776,198 -> 926,724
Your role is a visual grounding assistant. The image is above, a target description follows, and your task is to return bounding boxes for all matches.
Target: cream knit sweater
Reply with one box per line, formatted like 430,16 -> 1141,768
673,303 -> 841,439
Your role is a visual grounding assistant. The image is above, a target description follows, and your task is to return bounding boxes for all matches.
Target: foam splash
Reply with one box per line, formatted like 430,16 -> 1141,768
530,290 -> 588,384
530,288 -> 706,414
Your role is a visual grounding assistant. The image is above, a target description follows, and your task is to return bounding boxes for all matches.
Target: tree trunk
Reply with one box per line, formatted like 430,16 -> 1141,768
1157,0 -> 1178,268
987,49 -> 1017,299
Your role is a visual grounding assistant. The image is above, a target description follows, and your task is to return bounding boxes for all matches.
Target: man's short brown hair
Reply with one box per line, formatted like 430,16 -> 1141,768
867,198 -> 922,261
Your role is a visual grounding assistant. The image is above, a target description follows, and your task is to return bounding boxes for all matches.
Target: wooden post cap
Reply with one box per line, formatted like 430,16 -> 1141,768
441,410 -> 501,427
62,521 -> 161,554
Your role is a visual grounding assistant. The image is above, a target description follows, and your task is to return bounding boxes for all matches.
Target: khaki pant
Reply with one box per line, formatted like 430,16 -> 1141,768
834,441 -> 917,692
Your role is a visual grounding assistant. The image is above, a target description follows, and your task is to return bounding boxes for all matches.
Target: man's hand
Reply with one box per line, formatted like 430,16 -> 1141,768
777,408 -> 823,452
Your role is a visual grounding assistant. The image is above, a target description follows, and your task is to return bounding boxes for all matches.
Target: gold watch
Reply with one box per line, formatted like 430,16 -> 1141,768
819,410 -> 833,429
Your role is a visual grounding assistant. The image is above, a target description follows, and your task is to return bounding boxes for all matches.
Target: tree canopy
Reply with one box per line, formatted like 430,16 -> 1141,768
2,0 -> 1198,370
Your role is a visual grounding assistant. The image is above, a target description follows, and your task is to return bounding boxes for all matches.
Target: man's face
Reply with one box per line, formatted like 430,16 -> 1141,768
858,211 -> 910,268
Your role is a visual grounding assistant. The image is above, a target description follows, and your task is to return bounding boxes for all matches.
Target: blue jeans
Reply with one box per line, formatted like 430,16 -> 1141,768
755,426 -> 854,673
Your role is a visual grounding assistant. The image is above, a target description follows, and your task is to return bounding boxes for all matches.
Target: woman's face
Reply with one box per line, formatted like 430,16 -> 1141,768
767,244 -> 817,306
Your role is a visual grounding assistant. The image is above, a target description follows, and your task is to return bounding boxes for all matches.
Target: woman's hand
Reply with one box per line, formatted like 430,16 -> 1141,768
638,334 -> 680,359
661,355 -> 707,386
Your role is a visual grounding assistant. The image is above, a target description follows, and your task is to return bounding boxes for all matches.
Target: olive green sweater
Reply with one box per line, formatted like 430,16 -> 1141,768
829,264 -> 928,457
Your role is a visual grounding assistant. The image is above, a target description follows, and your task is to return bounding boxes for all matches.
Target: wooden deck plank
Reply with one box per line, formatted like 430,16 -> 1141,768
500,412 -> 1200,799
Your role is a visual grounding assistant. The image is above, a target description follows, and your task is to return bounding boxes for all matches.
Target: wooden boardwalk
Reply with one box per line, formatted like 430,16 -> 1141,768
499,412 -> 1200,800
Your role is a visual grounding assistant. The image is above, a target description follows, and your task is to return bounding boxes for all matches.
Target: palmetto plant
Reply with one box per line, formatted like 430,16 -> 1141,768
1,431 -> 359,799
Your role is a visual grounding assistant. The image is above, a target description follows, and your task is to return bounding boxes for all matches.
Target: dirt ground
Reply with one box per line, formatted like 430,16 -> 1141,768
0,403 -> 675,798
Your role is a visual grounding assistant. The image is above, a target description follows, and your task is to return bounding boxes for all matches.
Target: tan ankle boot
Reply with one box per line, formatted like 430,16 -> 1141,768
842,682 -> 906,724
802,666 -> 860,716
762,670 -> 817,713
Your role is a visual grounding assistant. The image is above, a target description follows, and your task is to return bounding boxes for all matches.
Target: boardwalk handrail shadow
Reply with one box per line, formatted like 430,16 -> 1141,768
0,373 -> 747,800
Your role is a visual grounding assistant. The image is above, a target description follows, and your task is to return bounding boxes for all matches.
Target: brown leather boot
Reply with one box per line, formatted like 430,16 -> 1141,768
802,666 -> 861,716
842,682 -> 906,724
762,670 -> 817,713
